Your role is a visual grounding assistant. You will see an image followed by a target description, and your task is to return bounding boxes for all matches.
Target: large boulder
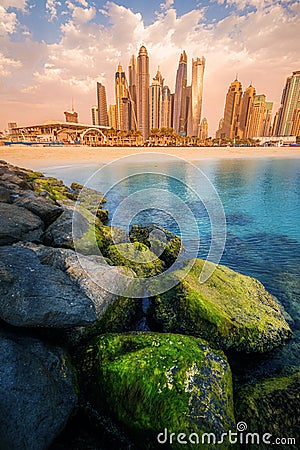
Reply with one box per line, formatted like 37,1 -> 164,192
81,332 -> 235,449
27,244 -> 143,338
235,371 -> 300,449
0,203 -> 43,245
129,224 -> 182,267
0,331 -> 77,450
0,246 -> 97,328
151,258 -> 292,352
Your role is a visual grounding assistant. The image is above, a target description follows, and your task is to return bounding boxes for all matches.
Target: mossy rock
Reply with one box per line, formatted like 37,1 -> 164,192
129,224 -> 182,267
151,258 -> 292,353
235,371 -> 300,449
106,242 -> 165,278
82,332 -> 235,449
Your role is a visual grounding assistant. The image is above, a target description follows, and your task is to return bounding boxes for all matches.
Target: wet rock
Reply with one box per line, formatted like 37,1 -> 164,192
235,371 -> 300,449
0,246 -> 96,328
151,258 -> 292,353
82,332 -> 235,449
129,224 -> 182,267
0,331 -> 77,450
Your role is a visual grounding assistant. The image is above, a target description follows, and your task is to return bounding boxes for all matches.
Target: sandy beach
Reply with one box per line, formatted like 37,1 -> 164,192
1,145 -> 300,170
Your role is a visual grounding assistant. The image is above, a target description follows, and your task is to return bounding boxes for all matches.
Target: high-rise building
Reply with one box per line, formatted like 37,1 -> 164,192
262,101 -> 273,137
115,64 -> 128,131
91,106 -> 99,126
216,117 -> 224,139
97,82 -> 109,127
137,45 -> 150,140
170,93 -> 175,130
291,101 -> 300,136
237,84 -> 256,138
220,78 -> 243,139
187,57 -> 205,137
276,70 -> 300,136
246,94 -> 273,138
173,51 -> 187,135
128,55 -> 138,130
64,101 -> 78,123
161,86 -> 171,128
271,110 -> 280,136
149,79 -> 161,130
199,117 -> 208,140
108,105 -> 117,130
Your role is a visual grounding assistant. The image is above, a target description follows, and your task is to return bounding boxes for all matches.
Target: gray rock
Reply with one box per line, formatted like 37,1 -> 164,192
0,246 -> 97,328
14,191 -> 63,226
0,331 -> 77,450
31,245 -> 140,315
0,203 -> 44,245
43,208 -> 89,249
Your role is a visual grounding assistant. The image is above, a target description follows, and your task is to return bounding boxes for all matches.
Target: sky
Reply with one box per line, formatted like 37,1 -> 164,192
0,0 -> 299,135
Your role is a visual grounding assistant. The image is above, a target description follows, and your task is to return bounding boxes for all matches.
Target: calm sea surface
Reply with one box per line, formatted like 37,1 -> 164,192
42,155 -> 300,380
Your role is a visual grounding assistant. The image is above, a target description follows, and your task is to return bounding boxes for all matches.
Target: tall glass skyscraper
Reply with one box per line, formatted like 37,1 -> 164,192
115,64 -> 128,131
187,57 -> 205,137
276,70 -> 300,136
97,82 -> 108,127
137,45 -> 150,140
128,55 -> 138,130
173,51 -> 187,134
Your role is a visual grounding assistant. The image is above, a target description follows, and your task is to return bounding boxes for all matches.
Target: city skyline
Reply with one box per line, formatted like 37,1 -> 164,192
0,1 -> 299,133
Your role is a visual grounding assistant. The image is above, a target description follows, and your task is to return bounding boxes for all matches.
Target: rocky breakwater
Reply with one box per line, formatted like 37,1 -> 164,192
0,160 -> 296,449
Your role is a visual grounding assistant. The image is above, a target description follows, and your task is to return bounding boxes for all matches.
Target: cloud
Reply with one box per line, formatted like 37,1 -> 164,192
0,52 -> 21,76
1,0 -> 27,11
72,6 -> 96,24
46,0 -> 61,21
0,6 -> 18,35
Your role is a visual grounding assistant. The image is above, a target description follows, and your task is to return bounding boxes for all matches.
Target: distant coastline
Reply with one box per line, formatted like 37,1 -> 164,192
1,145 -> 300,170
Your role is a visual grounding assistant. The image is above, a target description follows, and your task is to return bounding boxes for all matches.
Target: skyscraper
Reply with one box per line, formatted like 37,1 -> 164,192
149,79 -> 161,130
128,55 -> 138,130
187,57 -> 206,137
161,86 -> 171,128
220,78 -> 243,139
108,105 -> 117,130
237,84 -> 256,138
276,70 -> 300,136
137,45 -> 150,140
199,117 -> 208,140
173,51 -> 187,135
246,94 -> 273,138
291,101 -> 300,136
97,82 -> 109,127
91,106 -> 99,126
115,64 -> 128,131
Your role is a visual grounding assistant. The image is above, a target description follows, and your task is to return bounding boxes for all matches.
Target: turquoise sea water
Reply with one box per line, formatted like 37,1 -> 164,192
43,156 -> 300,381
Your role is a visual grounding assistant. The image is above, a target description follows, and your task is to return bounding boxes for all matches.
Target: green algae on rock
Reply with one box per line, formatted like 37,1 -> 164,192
82,332 -> 235,449
151,258 -> 292,353
107,242 -> 165,277
129,224 -> 182,267
235,371 -> 300,449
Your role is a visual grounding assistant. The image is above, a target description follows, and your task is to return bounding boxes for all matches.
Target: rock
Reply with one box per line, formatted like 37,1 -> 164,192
129,224 -> 182,267
151,258 -> 292,353
0,246 -> 97,328
28,245 -> 143,338
0,203 -> 43,245
43,208 -> 89,249
107,242 -> 165,278
14,191 -> 63,226
235,371 -> 300,449
82,332 -> 235,449
0,331 -> 77,450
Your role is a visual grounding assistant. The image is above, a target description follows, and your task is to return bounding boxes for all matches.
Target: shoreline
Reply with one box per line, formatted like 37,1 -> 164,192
1,145 -> 300,170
